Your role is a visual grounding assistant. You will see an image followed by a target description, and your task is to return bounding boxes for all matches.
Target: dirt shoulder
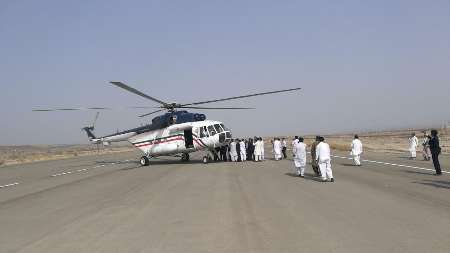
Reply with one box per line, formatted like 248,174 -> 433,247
267,128 -> 449,155
0,144 -> 135,167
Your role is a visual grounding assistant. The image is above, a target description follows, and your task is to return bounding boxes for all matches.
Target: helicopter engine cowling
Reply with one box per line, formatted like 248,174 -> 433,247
168,123 -> 193,133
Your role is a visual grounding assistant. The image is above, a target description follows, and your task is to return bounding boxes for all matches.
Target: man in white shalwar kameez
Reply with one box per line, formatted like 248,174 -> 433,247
351,135 -> 363,166
254,138 -> 263,162
273,138 -> 282,160
316,137 -> 334,182
229,139 -> 238,162
408,133 -> 419,160
293,137 -> 307,177
239,139 -> 247,162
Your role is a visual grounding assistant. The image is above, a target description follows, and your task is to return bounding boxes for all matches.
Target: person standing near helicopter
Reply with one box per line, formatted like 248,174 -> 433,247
273,138 -> 282,161
229,139 -> 238,162
239,139 -> 247,162
293,137 -> 307,177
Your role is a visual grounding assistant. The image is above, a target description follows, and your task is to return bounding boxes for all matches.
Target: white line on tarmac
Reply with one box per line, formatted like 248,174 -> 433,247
332,155 -> 449,174
50,161 -> 126,177
0,182 -> 19,189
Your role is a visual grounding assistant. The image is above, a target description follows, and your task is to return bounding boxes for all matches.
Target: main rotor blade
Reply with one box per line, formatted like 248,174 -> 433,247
138,109 -> 166,118
181,87 -> 301,106
180,106 -> 255,110
110,81 -> 168,106
128,106 -> 162,109
32,107 -> 112,112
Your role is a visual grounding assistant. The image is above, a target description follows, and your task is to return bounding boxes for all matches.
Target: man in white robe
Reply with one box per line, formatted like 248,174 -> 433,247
293,137 -> 307,177
273,138 -> 282,160
254,138 -> 263,162
316,137 -> 334,182
239,139 -> 247,162
408,133 -> 419,159
229,139 -> 238,162
351,135 -> 363,166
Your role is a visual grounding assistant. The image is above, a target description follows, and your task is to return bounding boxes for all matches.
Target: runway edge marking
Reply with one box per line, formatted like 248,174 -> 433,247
50,161 -> 125,178
0,182 -> 19,189
331,155 -> 449,174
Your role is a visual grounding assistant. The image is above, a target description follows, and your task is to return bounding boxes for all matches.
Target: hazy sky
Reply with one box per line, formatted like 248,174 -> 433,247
1,0 -> 449,145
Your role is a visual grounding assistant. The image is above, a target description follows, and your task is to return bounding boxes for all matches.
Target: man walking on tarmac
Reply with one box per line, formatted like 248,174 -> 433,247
316,136 -> 334,182
351,135 -> 363,166
281,138 -> 288,159
310,136 -> 321,176
293,137 -> 307,177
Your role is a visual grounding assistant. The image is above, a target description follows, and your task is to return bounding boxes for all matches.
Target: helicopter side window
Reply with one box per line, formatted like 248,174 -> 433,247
207,125 -> 216,136
214,124 -> 223,133
200,126 -> 209,138
168,116 -> 177,125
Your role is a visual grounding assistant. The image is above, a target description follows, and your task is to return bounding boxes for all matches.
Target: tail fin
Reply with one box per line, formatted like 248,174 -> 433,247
83,112 -> 100,142
82,126 -> 97,140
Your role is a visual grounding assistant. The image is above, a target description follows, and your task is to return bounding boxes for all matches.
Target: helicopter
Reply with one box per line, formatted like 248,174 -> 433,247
33,82 -> 301,166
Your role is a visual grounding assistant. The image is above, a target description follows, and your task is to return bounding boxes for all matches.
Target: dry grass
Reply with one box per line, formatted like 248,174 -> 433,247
0,144 -> 135,167
267,128 -> 449,154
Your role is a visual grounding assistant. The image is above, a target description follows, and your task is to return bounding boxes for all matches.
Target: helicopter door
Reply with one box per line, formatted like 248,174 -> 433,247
184,129 -> 194,148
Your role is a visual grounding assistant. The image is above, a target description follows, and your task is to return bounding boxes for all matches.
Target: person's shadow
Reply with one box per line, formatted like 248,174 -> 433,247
413,179 -> 450,190
285,172 -> 324,182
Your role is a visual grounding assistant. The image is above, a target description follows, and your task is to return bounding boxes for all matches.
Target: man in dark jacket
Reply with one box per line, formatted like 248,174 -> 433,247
429,129 -> 442,175
236,139 -> 241,162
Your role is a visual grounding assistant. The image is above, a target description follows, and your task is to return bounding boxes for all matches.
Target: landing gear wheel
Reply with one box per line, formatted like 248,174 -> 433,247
202,156 -> 208,164
140,156 -> 150,166
181,153 -> 190,162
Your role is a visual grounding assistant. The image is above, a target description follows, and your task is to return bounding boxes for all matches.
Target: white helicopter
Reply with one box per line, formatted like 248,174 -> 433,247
34,82 -> 301,166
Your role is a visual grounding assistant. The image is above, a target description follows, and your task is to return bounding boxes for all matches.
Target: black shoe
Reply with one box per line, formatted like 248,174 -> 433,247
330,178 -> 335,182
435,172 -> 442,176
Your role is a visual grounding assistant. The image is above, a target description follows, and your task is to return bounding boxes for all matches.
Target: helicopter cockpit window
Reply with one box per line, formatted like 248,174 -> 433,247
207,125 -> 216,136
200,126 -> 209,138
220,124 -> 229,131
214,124 -> 223,133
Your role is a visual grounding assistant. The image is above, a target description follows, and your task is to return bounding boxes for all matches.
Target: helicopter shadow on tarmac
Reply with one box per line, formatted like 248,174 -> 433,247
95,160 -> 139,165
146,159 -> 209,166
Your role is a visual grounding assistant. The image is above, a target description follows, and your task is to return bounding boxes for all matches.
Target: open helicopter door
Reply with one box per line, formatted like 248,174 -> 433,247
184,129 -> 194,149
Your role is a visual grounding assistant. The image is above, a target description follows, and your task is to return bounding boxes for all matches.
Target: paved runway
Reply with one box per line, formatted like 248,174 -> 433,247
0,150 -> 449,253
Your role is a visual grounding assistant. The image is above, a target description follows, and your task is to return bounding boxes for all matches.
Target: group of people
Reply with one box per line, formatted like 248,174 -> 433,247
409,130 -> 442,175
291,136 -> 335,182
216,137 -> 266,163
215,130 -> 443,180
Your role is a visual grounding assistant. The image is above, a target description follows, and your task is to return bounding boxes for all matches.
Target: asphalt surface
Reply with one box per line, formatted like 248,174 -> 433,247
0,150 -> 449,253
